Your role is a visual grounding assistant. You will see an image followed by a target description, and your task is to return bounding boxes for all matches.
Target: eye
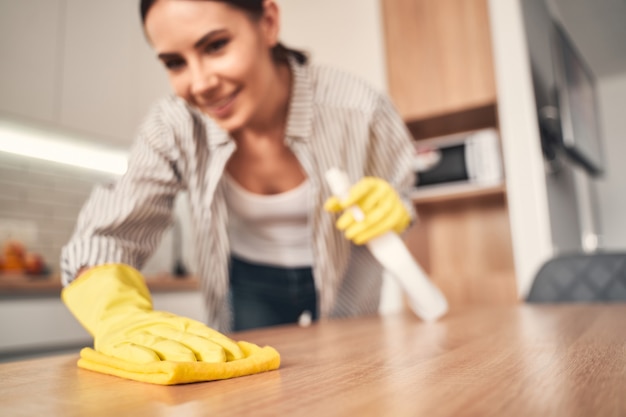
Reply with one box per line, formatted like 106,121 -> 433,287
163,58 -> 186,71
205,38 -> 229,54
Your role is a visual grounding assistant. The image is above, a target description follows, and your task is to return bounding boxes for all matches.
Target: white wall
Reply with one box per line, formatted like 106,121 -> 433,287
488,0 -> 555,298
0,0 -> 171,148
278,0 -> 388,93
517,0 -> 585,255
595,72 -> 626,249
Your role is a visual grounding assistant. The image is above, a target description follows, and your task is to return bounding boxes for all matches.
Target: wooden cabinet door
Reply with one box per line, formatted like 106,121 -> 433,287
381,0 -> 497,121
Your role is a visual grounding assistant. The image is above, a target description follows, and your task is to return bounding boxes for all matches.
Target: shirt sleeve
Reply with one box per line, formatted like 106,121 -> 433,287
368,93 -> 417,222
60,104 -> 185,286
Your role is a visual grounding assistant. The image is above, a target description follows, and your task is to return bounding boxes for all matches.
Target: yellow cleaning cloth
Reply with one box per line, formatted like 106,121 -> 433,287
77,341 -> 280,385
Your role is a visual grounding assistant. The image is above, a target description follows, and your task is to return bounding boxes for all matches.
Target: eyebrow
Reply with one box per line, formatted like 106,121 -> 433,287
157,29 -> 229,61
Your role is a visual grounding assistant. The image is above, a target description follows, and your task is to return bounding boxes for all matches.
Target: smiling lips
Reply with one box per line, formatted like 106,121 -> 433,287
202,90 -> 239,118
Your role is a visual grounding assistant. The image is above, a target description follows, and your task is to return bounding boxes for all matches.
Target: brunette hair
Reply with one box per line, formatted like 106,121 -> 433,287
140,0 -> 307,64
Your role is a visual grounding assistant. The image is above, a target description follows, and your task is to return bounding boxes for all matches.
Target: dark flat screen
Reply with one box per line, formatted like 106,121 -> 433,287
416,144 -> 469,186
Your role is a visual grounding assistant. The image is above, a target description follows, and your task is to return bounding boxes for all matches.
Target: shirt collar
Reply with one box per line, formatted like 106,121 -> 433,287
285,56 -> 314,140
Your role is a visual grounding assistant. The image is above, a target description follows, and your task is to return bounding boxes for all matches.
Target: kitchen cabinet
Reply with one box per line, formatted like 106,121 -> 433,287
404,194 -> 517,309
381,0 -> 518,307
381,0 -> 497,122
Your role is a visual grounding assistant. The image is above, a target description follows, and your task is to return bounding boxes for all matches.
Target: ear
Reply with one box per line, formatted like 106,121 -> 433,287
260,0 -> 281,48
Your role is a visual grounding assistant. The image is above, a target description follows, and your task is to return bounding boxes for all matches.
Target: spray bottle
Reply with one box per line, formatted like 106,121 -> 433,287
325,168 -> 448,322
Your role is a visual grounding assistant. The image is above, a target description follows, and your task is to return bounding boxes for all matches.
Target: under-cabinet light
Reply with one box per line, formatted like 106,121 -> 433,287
0,119 -> 128,175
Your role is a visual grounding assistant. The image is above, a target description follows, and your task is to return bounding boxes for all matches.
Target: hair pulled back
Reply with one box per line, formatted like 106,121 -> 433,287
140,0 -> 307,64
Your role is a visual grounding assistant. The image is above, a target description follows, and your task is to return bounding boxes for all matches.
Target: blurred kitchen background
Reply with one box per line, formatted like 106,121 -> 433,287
1,0 -> 625,360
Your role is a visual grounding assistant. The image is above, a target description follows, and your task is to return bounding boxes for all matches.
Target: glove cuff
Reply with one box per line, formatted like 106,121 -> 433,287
61,264 -> 153,335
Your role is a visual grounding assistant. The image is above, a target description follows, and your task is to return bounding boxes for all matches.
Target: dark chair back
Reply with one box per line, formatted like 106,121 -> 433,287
526,252 -> 626,302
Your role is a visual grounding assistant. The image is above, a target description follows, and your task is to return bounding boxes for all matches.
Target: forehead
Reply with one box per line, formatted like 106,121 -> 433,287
144,0 -> 252,50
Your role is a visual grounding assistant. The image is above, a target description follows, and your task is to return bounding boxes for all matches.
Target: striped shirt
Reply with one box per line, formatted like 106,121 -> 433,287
60,58 -> 416,332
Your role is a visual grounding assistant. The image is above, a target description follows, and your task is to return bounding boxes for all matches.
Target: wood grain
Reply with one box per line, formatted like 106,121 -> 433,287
410,183 -> 506,204
1,305 -> 624,417
381,0 -> 497,121
409,193 -> 518,308
406,103 -> 499,140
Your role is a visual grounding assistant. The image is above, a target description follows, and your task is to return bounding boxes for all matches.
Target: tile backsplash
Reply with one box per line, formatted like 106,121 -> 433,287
0,151 -> 188,278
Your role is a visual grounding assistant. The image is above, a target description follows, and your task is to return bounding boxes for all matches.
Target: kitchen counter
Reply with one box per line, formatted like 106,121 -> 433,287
0,273 -> 199,296
1,304 -> 624,416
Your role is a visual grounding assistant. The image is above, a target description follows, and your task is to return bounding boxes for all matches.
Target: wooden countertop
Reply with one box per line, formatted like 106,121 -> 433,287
1,304 -> 624,416
0,273 -> 199,295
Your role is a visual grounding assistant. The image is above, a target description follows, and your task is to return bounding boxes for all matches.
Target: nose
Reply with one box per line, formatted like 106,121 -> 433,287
189,61 -> 218,97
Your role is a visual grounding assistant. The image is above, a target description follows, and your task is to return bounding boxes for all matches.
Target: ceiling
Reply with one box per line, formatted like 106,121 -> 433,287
551,0 -> 626,78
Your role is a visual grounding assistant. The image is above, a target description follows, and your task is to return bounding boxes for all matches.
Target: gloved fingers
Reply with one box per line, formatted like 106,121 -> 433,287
335,209 -> 358,231
352,194 -> 394,232
323,196 -> 343,213
358,180 -> 395,214
149,326 -> 227,362
137,335 -> 198,362
344,197 -> 393,243
351,217 -> 394,245
108,334 -> 199,363
326,178 -> 384,213
202,335 -> 244,361
144,313 -> 244,361
346,196 -> 410,244
184,321 -> 245,361
391,203 -> 411,233
342,177 -> 378,207
337,186 -> 396,234
100,342 -> 161,364
355,206 -> 410,244
326,176 -> 409,242
145,338 -> 200,362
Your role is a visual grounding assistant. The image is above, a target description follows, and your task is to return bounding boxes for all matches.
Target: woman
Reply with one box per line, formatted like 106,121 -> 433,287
60,0 -> 416,380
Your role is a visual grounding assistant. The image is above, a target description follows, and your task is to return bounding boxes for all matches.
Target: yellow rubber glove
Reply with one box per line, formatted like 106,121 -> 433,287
324,176 -> 410,245
61,264 -> 280,385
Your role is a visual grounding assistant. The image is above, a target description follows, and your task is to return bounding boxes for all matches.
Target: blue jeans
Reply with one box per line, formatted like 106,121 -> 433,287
229,256 -> 318,331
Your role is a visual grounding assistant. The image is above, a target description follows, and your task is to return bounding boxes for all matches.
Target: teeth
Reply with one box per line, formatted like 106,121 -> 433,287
212,94 -> 232,108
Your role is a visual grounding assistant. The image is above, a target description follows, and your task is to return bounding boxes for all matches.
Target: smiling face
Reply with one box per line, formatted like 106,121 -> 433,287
144,0 -> 283,134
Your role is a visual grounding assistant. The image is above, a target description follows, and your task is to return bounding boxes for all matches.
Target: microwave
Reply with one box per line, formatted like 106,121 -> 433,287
412,128 -> 503,188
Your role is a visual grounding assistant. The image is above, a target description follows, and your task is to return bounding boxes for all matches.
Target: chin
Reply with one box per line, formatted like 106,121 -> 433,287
211,114 -> 247,135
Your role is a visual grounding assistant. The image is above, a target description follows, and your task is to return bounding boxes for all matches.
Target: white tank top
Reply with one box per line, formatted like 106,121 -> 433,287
223,174 -> 313,267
